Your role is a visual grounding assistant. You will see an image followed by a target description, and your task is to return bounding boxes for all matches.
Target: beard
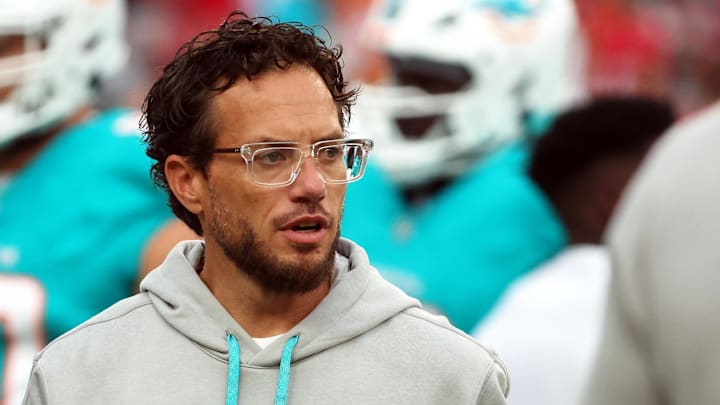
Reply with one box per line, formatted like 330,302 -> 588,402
206,189 -> 339,294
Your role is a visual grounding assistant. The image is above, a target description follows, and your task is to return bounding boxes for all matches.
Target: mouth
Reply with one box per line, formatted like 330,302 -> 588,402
281,215 -> 330,231
279,215 -> 331,245
291,222 -> 323,232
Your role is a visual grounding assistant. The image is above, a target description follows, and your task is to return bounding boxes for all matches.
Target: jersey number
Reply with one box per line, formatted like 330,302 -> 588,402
0,275 -> 46,405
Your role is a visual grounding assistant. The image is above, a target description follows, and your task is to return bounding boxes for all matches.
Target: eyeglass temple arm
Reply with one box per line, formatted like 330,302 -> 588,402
212,147 -> 243,153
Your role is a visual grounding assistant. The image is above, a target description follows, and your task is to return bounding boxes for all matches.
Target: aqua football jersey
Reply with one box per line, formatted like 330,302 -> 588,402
0,110 -> 175,405
342,142 -> 567,332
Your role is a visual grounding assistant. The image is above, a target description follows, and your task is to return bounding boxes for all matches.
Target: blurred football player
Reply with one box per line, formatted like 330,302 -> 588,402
0,1 -> 196,403
342,0 -> 585,331
473,96 -> 675,405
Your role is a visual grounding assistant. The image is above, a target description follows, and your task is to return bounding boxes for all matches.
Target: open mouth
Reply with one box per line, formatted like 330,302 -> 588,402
291,222 -> 322,232
281,214 -> 330,232
281,215 -> 330,245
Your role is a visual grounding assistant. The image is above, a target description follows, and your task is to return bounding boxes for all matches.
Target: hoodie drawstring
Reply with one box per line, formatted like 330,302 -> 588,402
275,335 -> 299,405
226,334 -> 241,405
225,333 -> 300,405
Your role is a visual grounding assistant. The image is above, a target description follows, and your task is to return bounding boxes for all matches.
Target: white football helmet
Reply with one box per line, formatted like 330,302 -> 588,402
354,0 -> 585,185
0,0 -> 128,148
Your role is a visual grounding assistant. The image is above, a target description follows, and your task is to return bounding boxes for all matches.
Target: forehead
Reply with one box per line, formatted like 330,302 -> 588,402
212,65 -> 342,145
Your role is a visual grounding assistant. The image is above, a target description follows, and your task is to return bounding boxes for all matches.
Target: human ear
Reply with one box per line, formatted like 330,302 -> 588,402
165,154 -> 206,215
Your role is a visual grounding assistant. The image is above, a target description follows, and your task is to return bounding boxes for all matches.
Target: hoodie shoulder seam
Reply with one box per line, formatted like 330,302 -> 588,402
475,348 -> 510,400
399,308 -> 489,349
36,295 -> 153,360
397,309 -> 509,398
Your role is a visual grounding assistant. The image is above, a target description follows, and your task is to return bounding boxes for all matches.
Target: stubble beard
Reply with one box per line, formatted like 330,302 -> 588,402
207,195 -> 339,294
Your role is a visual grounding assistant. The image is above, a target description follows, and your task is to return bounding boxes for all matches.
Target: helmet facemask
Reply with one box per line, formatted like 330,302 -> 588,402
353,0 -> 584,186
0,0 -> 128,148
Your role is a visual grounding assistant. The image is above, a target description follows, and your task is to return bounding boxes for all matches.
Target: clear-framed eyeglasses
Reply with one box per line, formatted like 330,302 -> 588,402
212,138 -> 374,188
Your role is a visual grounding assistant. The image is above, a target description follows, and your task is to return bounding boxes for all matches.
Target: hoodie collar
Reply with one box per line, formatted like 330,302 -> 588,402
140,238 -> 419,366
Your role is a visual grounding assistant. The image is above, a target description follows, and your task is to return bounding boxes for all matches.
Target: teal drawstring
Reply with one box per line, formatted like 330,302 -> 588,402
225,333 -> 299,405
226,334 -> 241,405
275,335 -> 299,405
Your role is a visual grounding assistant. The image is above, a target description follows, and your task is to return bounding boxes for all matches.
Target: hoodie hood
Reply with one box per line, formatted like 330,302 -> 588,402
26,238 -> 509,405
140,238 -> 420,367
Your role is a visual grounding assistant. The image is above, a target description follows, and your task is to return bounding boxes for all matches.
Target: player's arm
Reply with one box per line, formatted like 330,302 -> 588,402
137,219 -> 201,288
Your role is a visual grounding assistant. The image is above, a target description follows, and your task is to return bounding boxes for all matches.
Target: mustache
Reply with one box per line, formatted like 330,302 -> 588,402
271,203 -> 334,228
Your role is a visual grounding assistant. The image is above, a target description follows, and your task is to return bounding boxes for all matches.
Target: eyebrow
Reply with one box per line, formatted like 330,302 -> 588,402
251,134 -> 345,144
314,133 -> 346,143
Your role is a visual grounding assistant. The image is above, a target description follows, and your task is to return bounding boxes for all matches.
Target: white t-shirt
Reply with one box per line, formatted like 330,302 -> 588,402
252,334 -> 283,350
472,245 -> 610,405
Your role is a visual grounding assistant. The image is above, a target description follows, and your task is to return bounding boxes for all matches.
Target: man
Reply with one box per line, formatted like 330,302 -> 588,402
581,101 -> 720,404
341,0 -> 585,331
0,1 -> 196,404
473,96 -> 675,405
22,12 -> 509,404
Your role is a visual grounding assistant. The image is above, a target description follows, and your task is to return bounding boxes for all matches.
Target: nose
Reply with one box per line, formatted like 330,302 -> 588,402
288,155 -> 326,203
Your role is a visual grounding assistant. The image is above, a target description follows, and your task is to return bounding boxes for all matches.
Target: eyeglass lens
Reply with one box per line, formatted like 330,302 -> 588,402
251,143 -> 365,185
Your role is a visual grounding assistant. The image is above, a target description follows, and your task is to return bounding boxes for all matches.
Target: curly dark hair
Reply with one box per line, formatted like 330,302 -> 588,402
141,11 -> 359,235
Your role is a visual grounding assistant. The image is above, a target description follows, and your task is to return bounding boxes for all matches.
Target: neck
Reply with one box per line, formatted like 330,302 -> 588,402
567,227 -> 602,246
0,107 -> 95,172
199,240 -> 331,338
563,209 -> 605,246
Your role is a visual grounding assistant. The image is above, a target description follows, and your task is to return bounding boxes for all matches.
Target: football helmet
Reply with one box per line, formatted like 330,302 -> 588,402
354,0 -> 585,185
0,0 -> 128,148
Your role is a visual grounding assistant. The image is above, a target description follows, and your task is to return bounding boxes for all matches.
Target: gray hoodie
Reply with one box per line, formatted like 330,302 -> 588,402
582,103 -> 720,405
23,238 -> 509,404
